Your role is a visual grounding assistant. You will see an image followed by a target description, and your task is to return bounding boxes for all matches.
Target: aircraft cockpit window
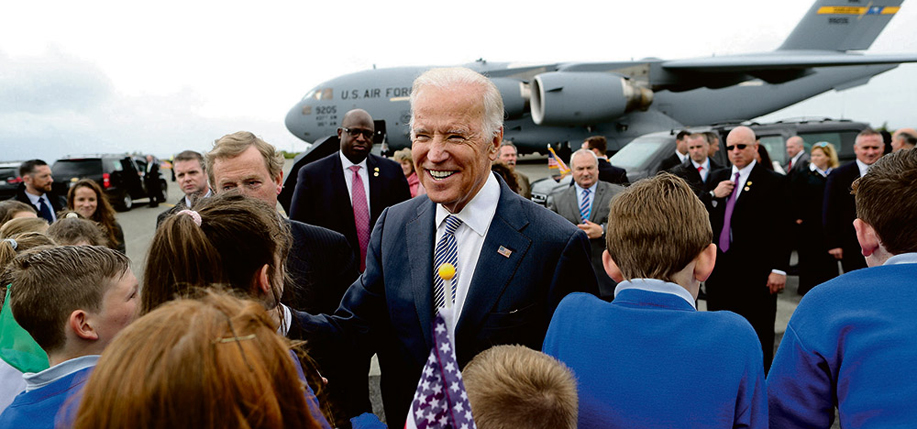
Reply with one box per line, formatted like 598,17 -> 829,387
306,88 -> 334,100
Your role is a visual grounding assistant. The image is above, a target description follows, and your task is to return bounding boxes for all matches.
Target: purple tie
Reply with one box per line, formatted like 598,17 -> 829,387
719,172 -> 741,252
350,165 -> 370,272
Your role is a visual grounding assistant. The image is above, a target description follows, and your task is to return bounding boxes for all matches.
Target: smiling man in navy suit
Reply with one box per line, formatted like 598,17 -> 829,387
298,67 -> 599,428
289,109 -> 411,272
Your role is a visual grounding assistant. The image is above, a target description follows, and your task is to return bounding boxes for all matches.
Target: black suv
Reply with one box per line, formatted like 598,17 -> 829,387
0,162 -> 22,200
52,155 -> 167,211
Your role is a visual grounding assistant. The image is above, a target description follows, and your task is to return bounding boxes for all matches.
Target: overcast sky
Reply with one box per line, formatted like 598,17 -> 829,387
2,0 -> 915,162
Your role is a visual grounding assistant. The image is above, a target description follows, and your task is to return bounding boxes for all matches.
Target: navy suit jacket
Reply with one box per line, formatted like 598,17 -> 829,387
288,152 -> 411,261
822,161 -> 861,253
668,158 -> 722,198
597,158 -> 629,186
297,174 -> 599,428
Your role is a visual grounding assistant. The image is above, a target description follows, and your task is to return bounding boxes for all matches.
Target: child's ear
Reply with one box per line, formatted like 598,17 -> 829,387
854,219 -> 880,257
603,250 -> 624,283
694,243 -> 717,282
69,310 -> 98,341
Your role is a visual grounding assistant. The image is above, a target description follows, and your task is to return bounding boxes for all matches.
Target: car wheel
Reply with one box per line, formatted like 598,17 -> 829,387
117,193 -> 133,212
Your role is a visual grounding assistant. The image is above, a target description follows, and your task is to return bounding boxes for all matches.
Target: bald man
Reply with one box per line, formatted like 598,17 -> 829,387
784,136 -> 809,176
703,126 -> 791,371
891,128 -> 916,152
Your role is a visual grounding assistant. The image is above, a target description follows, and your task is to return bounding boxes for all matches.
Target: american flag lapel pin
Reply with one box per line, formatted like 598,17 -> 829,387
497,246 -> 512,258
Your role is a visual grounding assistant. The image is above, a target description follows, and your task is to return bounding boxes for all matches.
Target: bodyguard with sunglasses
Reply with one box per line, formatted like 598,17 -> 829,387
290,108 -> 411,273
702,126 -> 791,372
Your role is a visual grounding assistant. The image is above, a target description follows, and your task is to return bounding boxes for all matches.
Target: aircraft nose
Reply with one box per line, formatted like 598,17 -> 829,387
285,101 -> 310,141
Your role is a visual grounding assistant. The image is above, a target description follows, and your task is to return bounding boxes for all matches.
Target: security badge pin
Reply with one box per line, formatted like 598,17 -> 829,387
497,246 -> 512,258
744,181 -> 752,192
374,167 -> 380,177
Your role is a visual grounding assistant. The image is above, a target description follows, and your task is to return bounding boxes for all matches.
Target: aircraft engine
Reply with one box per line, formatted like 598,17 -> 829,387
490,78 -> 528,119
530,72 -> 653,126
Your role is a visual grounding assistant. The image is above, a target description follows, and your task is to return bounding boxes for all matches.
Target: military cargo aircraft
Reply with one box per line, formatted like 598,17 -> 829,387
284,0 -> 917,158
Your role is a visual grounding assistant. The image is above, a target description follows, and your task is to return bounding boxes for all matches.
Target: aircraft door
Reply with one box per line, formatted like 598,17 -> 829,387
373,120 -> 387,145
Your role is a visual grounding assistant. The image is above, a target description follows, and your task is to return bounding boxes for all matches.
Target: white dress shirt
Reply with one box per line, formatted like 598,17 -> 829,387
340,152 -> 371,214
434,173 -> 500,336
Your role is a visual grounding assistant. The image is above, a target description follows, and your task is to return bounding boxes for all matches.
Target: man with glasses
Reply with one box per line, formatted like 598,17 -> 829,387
290,108 -> 411,273
703,126 -> 790,371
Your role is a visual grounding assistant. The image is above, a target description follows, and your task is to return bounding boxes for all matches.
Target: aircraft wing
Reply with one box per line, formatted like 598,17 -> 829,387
662,52 -> 917,72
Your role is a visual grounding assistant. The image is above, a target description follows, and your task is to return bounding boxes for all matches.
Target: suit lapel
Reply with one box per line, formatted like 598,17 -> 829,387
590,183 -> 607,223
366,155 -> 383,223
456,184 -> 532,338
561,187 -> 580,223
735,163 -> 763,211
406,198 -> 436,349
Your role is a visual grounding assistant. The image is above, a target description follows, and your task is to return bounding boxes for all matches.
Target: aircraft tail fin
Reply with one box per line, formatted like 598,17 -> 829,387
779,0 -> 904,51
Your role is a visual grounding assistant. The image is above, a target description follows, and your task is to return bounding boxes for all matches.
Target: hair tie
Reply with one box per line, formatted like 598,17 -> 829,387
177,209 -> 202,227
65,212 -> 79,219
2,238 -> 17,250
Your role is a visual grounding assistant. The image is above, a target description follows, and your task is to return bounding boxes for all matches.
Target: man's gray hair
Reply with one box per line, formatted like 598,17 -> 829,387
409,67 -> 504,139
570,148 -> 598,168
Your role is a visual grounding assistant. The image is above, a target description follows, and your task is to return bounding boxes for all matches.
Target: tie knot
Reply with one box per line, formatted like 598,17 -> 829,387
697,165 -> 704,172
443,215 -> 462,234
349,165 -> 361,173
582,188 -> 590,197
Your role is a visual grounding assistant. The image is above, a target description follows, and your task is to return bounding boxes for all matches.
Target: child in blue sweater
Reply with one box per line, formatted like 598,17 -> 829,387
0,245 -> 138,429
543,173 -> 767,429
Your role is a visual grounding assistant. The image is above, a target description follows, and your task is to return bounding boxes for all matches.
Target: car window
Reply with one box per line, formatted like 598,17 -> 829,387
610,137 -> 671,171
111,160 -> 123,172
0,168 -> 17,180
758,136 -> 786,166
798,131 -> 857,161
52,159 -> 103,177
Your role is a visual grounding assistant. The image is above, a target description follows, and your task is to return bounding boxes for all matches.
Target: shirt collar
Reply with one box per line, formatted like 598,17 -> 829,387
791,151 -> 805,164
691,158 -> 710,170
613,278 -> 697,309
23,355 -> 99,392
25,191 -> 44,206
184,188 -> 212,207
340,151 -> 368,171
277,304 -> 293,337
573,181 -> 598,194
808,162 -> 831,176
731,159 -> 757,176
883,253 -> 917,266
435,173 -> 500,238
855,159 -> 871,177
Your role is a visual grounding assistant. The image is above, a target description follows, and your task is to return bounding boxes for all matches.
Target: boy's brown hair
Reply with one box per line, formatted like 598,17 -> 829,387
9,245 -> 130,354
606,173 -> 712,282
853,149 -> 917,254
47,214 -> 108,247
463,345 -> 578,429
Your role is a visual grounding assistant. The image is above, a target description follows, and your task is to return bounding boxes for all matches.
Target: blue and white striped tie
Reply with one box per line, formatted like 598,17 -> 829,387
433,215 -> 463,309
580,188 -> 591,223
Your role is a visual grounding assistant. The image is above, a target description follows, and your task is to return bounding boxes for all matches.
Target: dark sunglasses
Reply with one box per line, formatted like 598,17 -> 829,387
726,144 -> 748,151
341,127 -> 374,139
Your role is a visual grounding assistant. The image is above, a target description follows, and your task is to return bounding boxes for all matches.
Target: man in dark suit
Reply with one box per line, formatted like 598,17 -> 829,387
703,126 -> 790,371
155,150 -> 212,228
297,67 -> 599,428
12,159 -> 65,223
669,133 -> 722,198
206,131 -> 365,425
548,149 -> 625,299
583,135 -> 629,186
144,155 -> 165,208
289,109 -> 412,272
659,130 -> 691,171
823,129 -> 884,274
784,136 -> 810,177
